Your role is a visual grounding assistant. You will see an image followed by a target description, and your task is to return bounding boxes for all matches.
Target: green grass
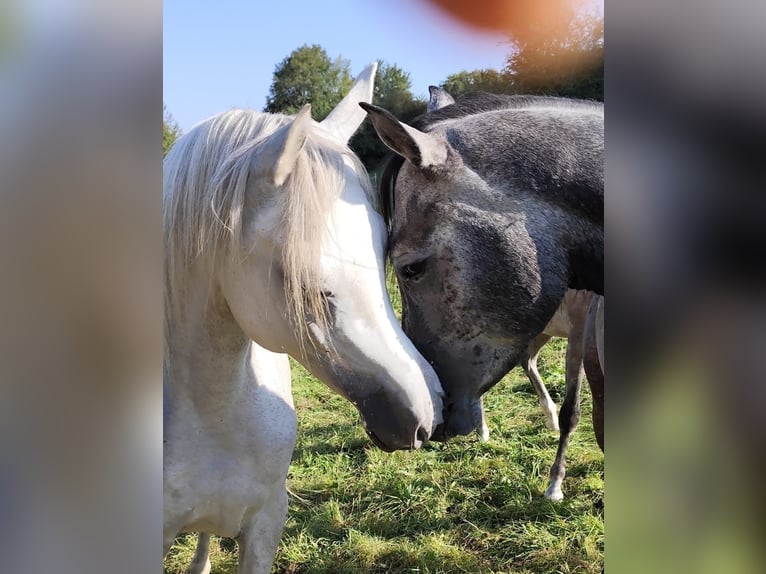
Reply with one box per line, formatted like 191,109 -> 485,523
164,276 -> 603,573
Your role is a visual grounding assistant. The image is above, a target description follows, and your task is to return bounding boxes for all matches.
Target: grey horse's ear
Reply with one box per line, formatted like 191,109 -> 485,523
427,85 -> 455,112
320,62 -> 378,143
359,102 -> 448,169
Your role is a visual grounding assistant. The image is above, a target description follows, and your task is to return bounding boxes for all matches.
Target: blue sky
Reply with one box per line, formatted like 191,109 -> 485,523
163,0 -> 512,131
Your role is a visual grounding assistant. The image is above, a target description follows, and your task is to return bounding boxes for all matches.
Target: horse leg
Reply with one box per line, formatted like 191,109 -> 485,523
475,395 -> 490,442
545,328 -> 585,501
236,488 -> 289,574
163,534 -> 175,559
584,297 -> 604,452
521,333 -> 558,431
189,532 -> 212,574
163,517 -> 185,558
595,298 -> 604,373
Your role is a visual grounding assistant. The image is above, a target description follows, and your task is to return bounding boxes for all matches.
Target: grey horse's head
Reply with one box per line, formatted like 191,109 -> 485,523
427,85 -> 455,112
361,94 -> 603,439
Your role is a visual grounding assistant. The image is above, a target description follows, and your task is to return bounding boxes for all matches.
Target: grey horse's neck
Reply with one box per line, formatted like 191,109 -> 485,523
412,92 -> 600,129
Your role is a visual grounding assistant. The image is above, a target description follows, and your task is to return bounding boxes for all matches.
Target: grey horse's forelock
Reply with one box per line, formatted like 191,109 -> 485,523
163,108 -> 373,350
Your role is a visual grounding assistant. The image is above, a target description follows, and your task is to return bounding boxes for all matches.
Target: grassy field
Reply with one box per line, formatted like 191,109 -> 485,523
165,278 -> 603,573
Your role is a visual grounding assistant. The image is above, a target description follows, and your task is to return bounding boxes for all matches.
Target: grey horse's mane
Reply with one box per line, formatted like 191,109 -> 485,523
379,92 -> 603,230
415,92 -> 600,128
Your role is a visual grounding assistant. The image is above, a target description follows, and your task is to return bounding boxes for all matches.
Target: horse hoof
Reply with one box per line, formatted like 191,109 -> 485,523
545,487 -> 564,502
546,419 -> 560,432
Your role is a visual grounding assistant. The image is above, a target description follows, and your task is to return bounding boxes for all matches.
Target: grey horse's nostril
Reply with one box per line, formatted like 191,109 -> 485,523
416,426 -> 428,443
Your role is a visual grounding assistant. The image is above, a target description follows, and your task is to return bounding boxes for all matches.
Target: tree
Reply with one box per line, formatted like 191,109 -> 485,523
372,63 -> 425,121
504,7 -> 603,100
441,68 -> 514,99
435,4 -> 603,102
163,104 -> 182,157
265,45 -> 353,121
350,62 -> 426,174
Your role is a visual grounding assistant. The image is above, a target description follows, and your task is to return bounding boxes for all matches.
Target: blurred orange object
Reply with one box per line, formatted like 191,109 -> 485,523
421,0 -> 574,40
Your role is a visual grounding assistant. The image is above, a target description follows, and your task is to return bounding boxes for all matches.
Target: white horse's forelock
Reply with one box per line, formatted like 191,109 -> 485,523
163,108 -> 373,350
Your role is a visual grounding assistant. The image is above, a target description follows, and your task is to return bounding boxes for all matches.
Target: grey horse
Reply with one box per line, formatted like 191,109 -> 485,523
476,288 -> 596,439
417,88 -> 603,501
360,91 -> 603,449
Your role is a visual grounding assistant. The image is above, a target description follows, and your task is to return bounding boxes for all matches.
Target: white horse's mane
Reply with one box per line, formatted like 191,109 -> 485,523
163,108 -> 373,349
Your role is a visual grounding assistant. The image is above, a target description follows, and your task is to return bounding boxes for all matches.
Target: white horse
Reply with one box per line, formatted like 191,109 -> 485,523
544,293 -> 604,500
472,289 -> 602,501
474,289 -> 594,441
164,64 -> 444,573
538,290 -> 601,501
472,287 -> 603,502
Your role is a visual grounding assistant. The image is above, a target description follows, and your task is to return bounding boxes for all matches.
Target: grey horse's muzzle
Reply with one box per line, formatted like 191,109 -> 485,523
430,398 -> 481,441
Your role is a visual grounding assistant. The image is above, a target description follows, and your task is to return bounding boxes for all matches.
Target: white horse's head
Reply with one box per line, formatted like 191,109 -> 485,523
164,64 -> 443,450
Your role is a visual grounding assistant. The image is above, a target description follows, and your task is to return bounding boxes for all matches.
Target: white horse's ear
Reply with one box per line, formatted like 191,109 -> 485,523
360,102 -> 448,169
320,62 -> 378,143
262,104 -> 313,187
427,85 -> 455,112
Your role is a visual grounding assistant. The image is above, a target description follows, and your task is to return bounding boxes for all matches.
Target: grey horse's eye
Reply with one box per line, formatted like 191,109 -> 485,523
400,260 -> 427,281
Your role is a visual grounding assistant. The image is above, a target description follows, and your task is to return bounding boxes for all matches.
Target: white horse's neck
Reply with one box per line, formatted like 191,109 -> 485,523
163,261 -> 296,546
165,263 -> 261,427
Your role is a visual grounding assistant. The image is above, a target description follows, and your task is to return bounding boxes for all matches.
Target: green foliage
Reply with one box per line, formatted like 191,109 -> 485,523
439,9 -> 604,103
504,9 -> 604,101
163,104 -> 182,157
265,44 -> 353,121
263,48 -> 425,172
372,63 -> 426,120
165,342 -> 603,573
441,68 -> 515,99
350,62 -> 426,175
163,275 -> 603,573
